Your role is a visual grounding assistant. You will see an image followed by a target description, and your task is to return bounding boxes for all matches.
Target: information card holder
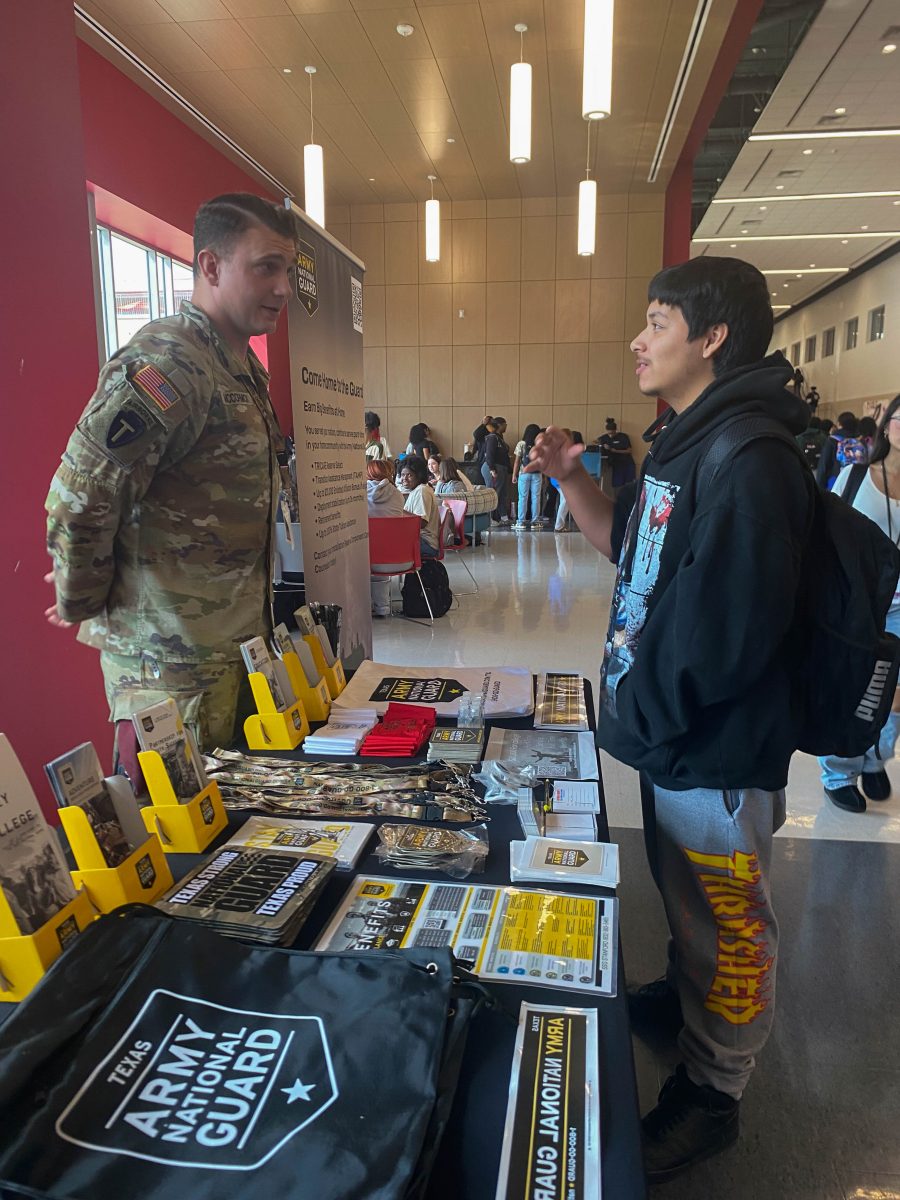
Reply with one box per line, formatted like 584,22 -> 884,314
0,889 -> 95,1003
244,672 -> 310,750
281,651 -> 331,722
137,750 -> 228,853
59,805 -> 173,911
302,634 -> 346,699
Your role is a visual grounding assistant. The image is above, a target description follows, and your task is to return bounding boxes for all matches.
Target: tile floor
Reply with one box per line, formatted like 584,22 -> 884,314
373,527 -> 900,1200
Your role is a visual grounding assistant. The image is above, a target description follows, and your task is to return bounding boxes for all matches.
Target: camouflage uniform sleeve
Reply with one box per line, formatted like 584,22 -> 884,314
46,351 -> 209,624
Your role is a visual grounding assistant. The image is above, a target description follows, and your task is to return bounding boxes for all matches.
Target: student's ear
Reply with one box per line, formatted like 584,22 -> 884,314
196,248 -> 221,287
701,323 -> 729,360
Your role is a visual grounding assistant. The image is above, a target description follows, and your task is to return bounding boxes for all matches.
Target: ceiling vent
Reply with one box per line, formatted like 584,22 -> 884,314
881,25 -> 900,38
776,169 -> 804,177
817,113 -> 847,124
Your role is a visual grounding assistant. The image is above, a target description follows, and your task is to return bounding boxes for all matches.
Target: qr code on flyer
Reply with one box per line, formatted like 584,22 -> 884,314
351,276 -> 363,334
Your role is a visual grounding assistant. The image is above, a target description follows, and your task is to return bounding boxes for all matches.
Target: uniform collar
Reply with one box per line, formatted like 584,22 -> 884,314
180,300 -> 270,387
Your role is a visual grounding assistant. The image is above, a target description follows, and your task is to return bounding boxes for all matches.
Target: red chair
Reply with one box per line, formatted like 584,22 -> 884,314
368,516 -> 421,618
439,497 -> 478,594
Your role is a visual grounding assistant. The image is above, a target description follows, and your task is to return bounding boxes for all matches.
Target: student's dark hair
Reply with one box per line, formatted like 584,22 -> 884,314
364,411 -> 381,433
193,194 -> 296,276
647,256 -> 773,376
605,417 -> 617,430
401,455 -> 429,485
868,398 -> 900,465
859,416 -> 877,440
820,419 -> 834,435
808,416 -> 821,431
408,422 -> 428,446
439,458 -> 462,483
837,411 -> 858,435
522,423 -> 541,454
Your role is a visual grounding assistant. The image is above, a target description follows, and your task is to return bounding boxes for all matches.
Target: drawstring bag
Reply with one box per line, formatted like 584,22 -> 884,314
0,906 -> 485,1200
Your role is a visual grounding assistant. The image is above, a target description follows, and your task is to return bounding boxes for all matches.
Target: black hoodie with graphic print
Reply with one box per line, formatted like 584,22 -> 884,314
597,351 -> 813,791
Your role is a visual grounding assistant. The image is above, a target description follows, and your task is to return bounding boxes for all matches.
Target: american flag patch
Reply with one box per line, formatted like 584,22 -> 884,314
132,363 -> 179,412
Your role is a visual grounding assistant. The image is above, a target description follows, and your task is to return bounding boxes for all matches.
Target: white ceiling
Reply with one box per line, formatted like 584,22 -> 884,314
693,0 -> 900,313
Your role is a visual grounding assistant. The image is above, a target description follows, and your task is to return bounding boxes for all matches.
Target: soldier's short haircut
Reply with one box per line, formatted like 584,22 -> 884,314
193,194 -> 297,274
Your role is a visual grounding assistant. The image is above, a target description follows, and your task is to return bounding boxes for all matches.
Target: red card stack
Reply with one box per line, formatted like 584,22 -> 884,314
359,703 -> 437,757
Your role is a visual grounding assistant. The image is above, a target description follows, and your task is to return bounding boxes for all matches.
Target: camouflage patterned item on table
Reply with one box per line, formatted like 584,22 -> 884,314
46,301 -> 284,666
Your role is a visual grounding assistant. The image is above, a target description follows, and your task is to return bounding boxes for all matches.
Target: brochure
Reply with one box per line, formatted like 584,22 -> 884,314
332,662 -> 535,719
495,1004 -> 601,1200
485,729 -> 599,780
534,673 -> 590,732
316,876 -> 618,997
510,838 -> 620,888
273,622 -> 323,688
0,734 -> 76,935
222,815 -> 374,870
132,698 -> 206,802
45,743 -> 133,868
240,635 -> 292,712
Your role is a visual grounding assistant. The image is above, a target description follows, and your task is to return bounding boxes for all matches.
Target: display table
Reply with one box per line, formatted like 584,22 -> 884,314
160,680 -> 647,1200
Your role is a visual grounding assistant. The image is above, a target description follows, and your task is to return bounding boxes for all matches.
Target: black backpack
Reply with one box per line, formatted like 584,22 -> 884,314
402,559 -> 453,618
700,417 -> 900,758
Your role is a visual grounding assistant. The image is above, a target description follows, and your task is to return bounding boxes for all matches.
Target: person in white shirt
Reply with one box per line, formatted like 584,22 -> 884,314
364,411 -> 391,460
821,392 -> 900,812
399,456 -> 440,557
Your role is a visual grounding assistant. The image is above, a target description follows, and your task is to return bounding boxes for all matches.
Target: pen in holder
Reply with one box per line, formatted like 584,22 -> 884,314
137,750 -> 228,853
244,672 -> 310,750
0,889 -> 96,1003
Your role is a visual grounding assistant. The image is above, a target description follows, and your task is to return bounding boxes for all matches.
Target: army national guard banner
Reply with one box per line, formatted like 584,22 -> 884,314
288,207 -> 371,666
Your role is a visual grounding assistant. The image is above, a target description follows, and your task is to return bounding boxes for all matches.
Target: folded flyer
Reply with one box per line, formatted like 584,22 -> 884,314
132,698 -> 206,802
332,662 -> 534,719
45,742 -> 135,868
224,815 -> 374,870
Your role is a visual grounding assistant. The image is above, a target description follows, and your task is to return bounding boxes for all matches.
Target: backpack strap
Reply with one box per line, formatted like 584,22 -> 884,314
838,462 -> 868,508
698,415 -> 802,494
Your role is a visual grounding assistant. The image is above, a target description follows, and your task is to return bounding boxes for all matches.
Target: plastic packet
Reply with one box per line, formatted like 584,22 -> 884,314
375,822 -> 489,878
471,761 -> 540,804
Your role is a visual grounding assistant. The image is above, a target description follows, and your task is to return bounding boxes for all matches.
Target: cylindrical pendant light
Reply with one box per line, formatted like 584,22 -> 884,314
425,175 -> 440,263
582,0 -> 614,121
304,66 -> 325,226
509,23 -> 532,164
577,123 -> 597,256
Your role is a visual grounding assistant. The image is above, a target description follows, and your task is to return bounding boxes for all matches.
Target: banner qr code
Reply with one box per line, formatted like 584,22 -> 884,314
351,276 -> 363,334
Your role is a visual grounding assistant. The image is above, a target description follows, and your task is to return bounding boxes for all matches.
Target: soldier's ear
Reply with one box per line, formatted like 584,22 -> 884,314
196,248 -> 221,287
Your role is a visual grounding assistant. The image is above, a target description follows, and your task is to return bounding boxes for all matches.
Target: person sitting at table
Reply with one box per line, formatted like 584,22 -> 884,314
366,459 -> 406,617
398,455 -> 440,558
427,454 -> 442,487
434,458 -> 471,494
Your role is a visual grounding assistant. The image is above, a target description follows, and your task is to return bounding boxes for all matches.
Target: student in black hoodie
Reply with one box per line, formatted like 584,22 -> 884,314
526,257 -> 813,1183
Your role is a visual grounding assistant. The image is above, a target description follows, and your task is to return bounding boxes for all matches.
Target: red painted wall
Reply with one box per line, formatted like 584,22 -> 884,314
1,2 -> 109,811
77,42 -> 293,430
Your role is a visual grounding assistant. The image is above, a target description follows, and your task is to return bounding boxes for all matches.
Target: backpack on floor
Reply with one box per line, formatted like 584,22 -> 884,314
700,416 -> 900,758
402,559 -> 452,618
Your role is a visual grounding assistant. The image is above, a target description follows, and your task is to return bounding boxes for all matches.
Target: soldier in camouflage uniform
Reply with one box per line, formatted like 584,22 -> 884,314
46,194 -> 298,760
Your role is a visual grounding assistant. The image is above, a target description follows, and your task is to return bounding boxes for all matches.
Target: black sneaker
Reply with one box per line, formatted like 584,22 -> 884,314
825,785 -> 866,813
642,1064 -> 739,1184
627,977 -> 684,1039
861,771 -> 891,801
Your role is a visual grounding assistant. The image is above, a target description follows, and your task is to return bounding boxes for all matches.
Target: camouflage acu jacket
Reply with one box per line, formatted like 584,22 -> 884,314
46,302 -> 284,664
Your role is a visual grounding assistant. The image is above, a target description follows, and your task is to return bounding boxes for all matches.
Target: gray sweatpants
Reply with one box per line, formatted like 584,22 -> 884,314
640,775 -> 786,1100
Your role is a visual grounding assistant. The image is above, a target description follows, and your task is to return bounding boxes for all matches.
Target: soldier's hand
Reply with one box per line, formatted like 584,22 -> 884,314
524,426 -> 585,481
44,571 -> 74,629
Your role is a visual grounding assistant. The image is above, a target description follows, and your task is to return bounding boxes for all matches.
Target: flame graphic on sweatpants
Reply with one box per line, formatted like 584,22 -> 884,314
683,848 -> 773,1025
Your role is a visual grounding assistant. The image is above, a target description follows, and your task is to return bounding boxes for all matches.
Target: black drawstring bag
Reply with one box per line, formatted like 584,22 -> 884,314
0,907 -> 483,1200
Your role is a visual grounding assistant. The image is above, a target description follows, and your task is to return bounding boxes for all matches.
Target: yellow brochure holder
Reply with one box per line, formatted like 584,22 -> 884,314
58,805 -> 173,911
0,889 -> 96,1003
302,634 -> 346,700
136,750 -> 228,853
244,673 -> 310,750
281,650 -> 331,722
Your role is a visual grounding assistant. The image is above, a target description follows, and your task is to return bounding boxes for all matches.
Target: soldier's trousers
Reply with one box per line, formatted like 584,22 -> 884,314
100,653 -> 251,782
640,774 -> 785,1099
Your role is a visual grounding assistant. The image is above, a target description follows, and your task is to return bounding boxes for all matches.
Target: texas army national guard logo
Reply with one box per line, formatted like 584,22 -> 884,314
295,239 -> 318,316
55,991 -> 338,1171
